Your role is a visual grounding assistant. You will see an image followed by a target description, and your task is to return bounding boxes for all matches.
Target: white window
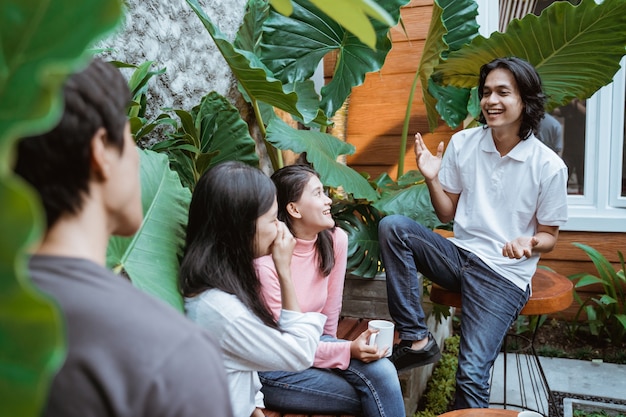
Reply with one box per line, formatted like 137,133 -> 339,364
475,0 -> 626,231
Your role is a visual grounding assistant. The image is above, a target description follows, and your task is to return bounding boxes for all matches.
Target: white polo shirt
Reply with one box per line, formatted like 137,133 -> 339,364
439,126 -> 568,290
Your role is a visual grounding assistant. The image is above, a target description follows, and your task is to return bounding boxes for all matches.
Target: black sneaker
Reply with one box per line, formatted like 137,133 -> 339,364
390,332 -> 441,372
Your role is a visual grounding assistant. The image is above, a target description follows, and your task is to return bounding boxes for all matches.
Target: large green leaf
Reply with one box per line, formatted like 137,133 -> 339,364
107,150 -> 191,312
0,0 -> 122,164
373,170 -> 448,229
186,0 -> 309,122
430,0 -> 626,125
417,0 -> 479,131
0,175 -> 66,416
260,0 -> 408,119
270,0 -> 395,49
266,117 -> 378,201
235,0 -> 330,127
235,0 -> 270,56
0,1 -> 122,415
195,92 -> 260,169
334,201 -> 384,278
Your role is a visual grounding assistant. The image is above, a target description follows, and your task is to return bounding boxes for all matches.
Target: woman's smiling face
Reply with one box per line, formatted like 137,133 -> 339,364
290,175 -> 334,235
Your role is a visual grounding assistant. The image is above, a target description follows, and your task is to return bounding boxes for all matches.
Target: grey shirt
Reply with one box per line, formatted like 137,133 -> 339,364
29,255 -> 233,417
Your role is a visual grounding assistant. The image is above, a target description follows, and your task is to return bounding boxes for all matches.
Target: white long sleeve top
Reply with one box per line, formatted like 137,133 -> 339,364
185,289 -> 325,417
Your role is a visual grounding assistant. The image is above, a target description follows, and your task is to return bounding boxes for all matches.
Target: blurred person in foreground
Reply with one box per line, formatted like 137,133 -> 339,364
13,58 -> 233,417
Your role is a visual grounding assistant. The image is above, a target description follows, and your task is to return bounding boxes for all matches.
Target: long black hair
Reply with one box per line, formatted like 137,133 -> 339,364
271,164 -> 335,276
179,161 -> 279,329
478,56 -> 546,140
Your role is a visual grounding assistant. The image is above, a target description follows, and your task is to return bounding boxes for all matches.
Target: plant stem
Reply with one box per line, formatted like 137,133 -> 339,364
251,99 -> 280,170
398,69 -> 421,179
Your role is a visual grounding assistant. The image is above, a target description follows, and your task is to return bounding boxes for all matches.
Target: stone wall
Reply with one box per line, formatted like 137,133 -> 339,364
99,0 -> 247,114
95,0 -> 270,163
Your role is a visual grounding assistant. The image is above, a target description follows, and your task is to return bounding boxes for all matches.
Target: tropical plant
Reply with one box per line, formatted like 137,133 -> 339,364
149,92 -> 260,190
106,150 -> 191,312
397,0 -> 626,178
340,0 -> 626,276
109,60 -> 170,142
184,0 -> 402,200
569,243 -> 626,345
127,0 -> 626,282
96,0 -> 411,315
0,1 -> 123,416
269,0 -> 396,50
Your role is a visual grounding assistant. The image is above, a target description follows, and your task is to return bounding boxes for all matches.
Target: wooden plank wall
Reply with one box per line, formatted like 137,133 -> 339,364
324,0 -> 456,180
324,1 -> 625,320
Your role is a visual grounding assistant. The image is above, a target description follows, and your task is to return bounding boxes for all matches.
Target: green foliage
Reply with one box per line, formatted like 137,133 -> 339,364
266,117 -> 377,201
269,0 -> 395,50
106,150 -> 191,312
0,0 -> 123,415
150,92 -> 260,190
535,345 -> 567,358
422,0 -> 626,131
109,60 -> 169,142
332,170 -> 451,278
417,0 -> 480,134
512,314 -> 547,336
414,335 -> 460,417
333,200 -> 385,277
260,0 -> 407,120
185,0 -> 407,195
569,243 -> 626,345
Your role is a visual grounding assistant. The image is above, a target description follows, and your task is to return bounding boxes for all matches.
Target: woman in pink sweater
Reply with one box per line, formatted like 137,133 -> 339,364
255,164 -> 405,416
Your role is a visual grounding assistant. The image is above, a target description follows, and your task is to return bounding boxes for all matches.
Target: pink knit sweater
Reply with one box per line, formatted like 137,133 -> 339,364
255,228 -> 351,369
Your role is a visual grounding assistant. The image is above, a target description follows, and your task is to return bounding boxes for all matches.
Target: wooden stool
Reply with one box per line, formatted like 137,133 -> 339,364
438,408 -> 520,417
430,268 -> 573,416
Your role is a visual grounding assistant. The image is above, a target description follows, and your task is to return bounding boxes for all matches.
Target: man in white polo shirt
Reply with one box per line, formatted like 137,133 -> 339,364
379,56 -> 568,409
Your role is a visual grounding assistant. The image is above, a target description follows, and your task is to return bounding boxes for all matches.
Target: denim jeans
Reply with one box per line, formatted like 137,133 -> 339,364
378,215 -> 529,409
259,336 -> 405,416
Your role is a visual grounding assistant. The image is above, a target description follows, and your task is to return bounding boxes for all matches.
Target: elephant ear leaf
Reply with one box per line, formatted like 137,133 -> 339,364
432,0 -> 626,112
269,0 -> 395,50
266,117 -> 378,201
260,0 -> 408,119
107,150 -> 191,312
418,0 -> 479,131
195,91 -> 260,169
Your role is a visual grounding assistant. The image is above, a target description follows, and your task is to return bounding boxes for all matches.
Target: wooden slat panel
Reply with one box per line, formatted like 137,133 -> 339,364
379,40 -> 425,75
390,5 -> 433,42
346,131 -> 453,165
543,231 -> 624,263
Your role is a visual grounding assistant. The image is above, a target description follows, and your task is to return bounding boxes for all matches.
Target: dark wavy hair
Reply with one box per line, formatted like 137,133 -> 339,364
271,164 -> 335,276
478,56 -> 546,140
14,58 -> 130,228
179,161 -> 279,329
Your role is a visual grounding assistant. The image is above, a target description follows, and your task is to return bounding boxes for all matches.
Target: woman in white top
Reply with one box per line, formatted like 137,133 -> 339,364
180,161 -> 325,417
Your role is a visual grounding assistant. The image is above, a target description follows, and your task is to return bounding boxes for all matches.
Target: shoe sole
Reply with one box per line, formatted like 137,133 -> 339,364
394,349 -> 442,373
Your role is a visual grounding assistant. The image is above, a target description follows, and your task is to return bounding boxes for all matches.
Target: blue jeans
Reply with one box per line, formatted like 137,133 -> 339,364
259,337 -> 405,416
378,215 -> 529,409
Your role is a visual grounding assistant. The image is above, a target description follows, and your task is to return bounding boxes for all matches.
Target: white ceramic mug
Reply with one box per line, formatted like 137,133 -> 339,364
367,319 -> 395,357
518,411 -> 544,417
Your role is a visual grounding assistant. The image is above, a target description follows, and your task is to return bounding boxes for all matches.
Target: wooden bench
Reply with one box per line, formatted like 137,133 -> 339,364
263,317 -> 391,417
